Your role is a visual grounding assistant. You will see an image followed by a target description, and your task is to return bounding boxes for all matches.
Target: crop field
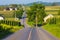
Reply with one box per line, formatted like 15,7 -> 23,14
0,11 -> 14,18
45,6 -> 60,10
45,6 -> 60,15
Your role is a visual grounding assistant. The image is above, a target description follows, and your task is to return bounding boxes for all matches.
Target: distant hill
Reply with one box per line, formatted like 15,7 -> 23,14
26,1 -> 60,6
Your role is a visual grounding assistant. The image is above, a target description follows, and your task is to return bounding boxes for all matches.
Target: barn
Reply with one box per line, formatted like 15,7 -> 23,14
44,14 -> 54,22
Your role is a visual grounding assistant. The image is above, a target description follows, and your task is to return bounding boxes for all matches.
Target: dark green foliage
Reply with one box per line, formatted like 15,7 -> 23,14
27,4 -> 46,24
49,18 -> 56,24
14,9 -> 23,19
0,20 -> 21,26
0,25 -> 13,39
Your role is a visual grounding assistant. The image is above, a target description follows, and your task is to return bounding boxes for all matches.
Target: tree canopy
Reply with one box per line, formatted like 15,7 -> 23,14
27,4 -> 46,24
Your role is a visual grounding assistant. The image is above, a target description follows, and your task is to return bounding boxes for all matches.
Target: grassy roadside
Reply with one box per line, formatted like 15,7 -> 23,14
27,22 -> 34,27
42,24 -> 60,38
0,24 -> 23,39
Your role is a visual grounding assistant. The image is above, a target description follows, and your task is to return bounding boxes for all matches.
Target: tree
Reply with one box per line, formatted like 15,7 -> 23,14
27,4 -> 46,25
14,9 -> 23,19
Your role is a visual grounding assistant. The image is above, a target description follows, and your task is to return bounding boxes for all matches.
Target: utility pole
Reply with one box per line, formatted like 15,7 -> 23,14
36,9 -> 39,27
36,13 -> 37,27
35,10 -> 38,27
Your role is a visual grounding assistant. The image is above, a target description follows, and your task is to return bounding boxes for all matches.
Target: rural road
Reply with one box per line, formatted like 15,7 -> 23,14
2,11 -> 58,40
3,27 -> 32,40
3,27 -> 58,40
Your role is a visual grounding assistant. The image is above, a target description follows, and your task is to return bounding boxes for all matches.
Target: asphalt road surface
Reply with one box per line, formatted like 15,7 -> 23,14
3,27 -> 58,40
3,27 -> 32,40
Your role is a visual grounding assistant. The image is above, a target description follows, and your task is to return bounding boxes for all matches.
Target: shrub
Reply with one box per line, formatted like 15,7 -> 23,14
0,20 -> 21,26
49,17 -> 56,24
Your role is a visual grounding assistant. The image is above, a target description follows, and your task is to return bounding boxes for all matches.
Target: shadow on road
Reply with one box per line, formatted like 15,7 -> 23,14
34,24 -> 43,27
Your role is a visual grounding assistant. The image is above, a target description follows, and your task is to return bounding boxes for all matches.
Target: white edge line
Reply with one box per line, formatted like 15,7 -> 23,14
28,28 -> 33,40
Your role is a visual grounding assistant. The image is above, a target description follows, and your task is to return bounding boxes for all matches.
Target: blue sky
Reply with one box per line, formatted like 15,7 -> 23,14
0,0 -> 60,5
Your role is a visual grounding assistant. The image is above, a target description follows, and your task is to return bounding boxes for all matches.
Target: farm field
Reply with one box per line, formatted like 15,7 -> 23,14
0,11 -> 15,18
45,6 -> 60,10
43,6 -> 60,38
0,6 -> 60,18
42,22 -> 60,38
45,6 -> 60,15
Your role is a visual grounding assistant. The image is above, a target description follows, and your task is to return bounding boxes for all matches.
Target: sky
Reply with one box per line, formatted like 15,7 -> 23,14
0,0 -> 60,5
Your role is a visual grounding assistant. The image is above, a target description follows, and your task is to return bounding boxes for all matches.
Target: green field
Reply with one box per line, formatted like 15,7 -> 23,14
43,23 -> 60,38
43,6 -> 60,38
45,6 -> 60,15
0,11 -> 15,18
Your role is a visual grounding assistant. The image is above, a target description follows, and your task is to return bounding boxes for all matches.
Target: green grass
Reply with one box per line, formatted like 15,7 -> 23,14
27,22 -> 34,27
43,24 -> 60,38
42,17 -> 60,38
0,24 -> 23,39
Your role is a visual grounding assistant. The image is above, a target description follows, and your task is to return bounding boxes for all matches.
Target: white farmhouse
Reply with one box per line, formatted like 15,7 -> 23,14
4,7 -> 17,11
9,7 -> 17,11
9,8 -> 13,11
44,14 -> 54,22
15,8 -> 17,11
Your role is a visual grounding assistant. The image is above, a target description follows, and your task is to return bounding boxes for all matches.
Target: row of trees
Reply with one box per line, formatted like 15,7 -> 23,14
0,20 -> 21,26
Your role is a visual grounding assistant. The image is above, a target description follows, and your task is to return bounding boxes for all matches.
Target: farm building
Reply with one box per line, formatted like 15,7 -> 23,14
44,14 -> 54,22
4,7 -> 17,11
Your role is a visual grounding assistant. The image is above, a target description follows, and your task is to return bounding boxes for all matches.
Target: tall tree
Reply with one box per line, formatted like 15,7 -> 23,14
27,4 -> 46,25
14,9 -> 23,19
